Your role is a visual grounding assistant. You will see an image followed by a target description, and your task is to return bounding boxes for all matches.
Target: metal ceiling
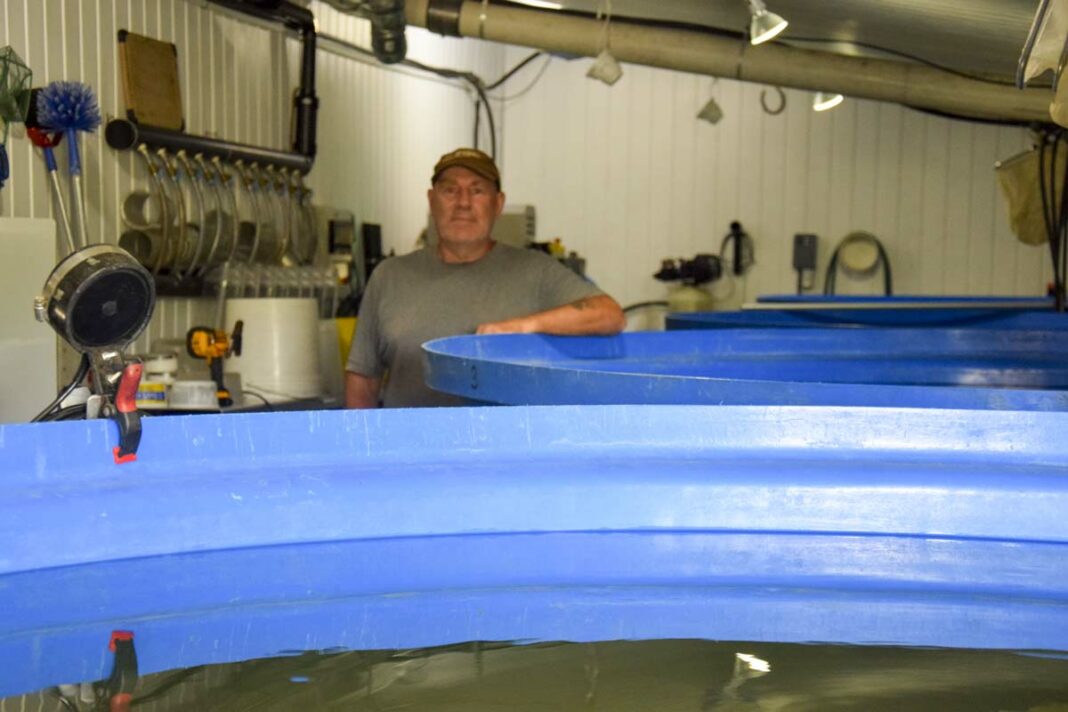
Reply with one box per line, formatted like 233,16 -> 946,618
523,0 -> 1038,81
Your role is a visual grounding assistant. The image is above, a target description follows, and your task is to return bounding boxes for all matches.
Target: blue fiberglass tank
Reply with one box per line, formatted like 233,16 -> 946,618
667,296 -> 1062,330
667,309 -> 1068,330
2,406 -> 1068,697
422,328 -> 1068,409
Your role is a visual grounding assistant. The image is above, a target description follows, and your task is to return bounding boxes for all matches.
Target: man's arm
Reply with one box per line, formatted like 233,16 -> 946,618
345,371 -> 382,408
476,294 -> 626,335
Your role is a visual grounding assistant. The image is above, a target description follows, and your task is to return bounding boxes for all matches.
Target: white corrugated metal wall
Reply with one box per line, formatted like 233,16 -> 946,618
497,50 -> 1049,309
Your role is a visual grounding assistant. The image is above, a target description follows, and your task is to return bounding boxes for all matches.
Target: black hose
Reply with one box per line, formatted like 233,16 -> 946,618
1055,132 -> 1063,309
473,82 -> 497,160
1038,128 -> 1067,311
241,390 -> 274,411
823,234 -> 892,296
40,404 -> 88,422
623,300 -> 669,313
31,353 -> 90,423
486,51 -> 543,90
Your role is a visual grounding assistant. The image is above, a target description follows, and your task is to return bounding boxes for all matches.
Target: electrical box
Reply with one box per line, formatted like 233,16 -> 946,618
793,233 -> 818,272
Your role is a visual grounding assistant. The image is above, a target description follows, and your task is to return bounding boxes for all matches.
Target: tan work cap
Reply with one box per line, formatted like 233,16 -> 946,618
432,148 -> 501,189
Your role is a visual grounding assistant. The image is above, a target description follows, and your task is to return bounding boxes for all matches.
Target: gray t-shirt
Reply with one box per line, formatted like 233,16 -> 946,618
347,243 -> 603,407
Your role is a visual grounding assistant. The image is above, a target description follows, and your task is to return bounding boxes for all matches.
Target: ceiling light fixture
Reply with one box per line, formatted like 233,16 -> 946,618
812,91 -> 844,111
746,0 -> 788,45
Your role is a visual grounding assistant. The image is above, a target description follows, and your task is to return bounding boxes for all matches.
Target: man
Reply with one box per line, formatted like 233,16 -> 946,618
345,147 -> 625,408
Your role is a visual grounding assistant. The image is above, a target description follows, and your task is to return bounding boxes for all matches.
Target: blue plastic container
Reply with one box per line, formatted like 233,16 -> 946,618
755,295 -> 1055,305
3,406 -> 1068,697
424,329 -> 1068,409
667,309 -> 1068,330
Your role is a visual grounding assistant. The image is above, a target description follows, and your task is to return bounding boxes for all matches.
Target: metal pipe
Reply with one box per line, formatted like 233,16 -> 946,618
207,0 -> 319,159
105,119 -> 313,174
369,0 -> 408,64
408,0 -> 1051,123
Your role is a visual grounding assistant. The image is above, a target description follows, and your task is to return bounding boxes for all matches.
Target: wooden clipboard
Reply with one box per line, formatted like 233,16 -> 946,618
118,29 -> 184,131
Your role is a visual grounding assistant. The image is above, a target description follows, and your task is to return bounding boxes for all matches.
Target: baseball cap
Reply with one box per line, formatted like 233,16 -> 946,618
432,148 -> 501,189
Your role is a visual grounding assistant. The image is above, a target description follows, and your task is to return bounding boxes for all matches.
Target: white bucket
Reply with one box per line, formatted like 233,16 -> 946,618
224,298 -> 322,401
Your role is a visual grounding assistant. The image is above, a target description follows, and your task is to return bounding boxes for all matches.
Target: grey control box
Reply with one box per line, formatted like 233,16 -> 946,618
793,233 -> 818,272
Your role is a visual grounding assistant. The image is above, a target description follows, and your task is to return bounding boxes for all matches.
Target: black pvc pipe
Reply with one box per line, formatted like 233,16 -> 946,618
104,119 -> 313,174
369,0 -> 408,64
208,0 -> 318,159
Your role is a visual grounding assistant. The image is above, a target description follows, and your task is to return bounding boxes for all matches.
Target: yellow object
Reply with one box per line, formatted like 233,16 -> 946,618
336,317 -> 357,369
186,322 -> 242,406
134,381 -> 168,410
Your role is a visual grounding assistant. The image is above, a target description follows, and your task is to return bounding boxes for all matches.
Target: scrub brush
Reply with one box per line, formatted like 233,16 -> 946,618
37,80 -> 101,248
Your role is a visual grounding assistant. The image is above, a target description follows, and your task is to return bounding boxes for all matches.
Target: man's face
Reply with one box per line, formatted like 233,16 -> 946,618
428,167 -> 506,248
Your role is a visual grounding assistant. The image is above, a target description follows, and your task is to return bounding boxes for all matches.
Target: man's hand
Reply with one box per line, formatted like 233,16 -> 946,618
475,295 -> 625,336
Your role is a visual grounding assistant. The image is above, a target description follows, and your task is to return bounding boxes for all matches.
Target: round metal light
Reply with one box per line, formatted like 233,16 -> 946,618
36,244 -> 156,353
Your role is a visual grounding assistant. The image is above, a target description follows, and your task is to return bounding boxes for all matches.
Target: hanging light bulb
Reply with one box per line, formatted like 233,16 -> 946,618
813,91 -> 844,111
746,0 -> 788,45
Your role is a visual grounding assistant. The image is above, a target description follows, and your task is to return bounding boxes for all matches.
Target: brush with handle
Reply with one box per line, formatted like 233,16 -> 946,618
26,127 -> 75,254
37,81 -> 101,249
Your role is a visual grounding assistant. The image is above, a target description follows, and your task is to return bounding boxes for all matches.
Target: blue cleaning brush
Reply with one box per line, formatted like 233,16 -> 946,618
37,81 -> 101,249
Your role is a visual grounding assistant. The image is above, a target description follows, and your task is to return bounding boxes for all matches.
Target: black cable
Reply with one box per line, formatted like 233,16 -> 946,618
48,688 -> 79,712
486,51 -> 543,90
822,235 -> 892,295
472,81 -> 497,159
1038,134 -> 1056,307
325,38 -> 499,159
876,241 -> 894,296
402,57 -> 497,159
241,390 -> 274,411
495,55 -> 554,101
131,665 -> 208,706
1055,128 -> 1068,311
1039,129 -> 1066,310
623,300 -> 669,313
31,353 -> 90,423
1055,131 -> 1065,290
473,96 -> 481,149
40,404 -> 88,422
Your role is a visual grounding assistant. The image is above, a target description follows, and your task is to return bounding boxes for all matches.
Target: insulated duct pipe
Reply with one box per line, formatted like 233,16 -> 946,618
407,0 -> 1050,123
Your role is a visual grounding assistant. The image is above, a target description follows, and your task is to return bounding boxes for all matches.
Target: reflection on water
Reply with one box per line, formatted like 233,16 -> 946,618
7,640 -> 1068,711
